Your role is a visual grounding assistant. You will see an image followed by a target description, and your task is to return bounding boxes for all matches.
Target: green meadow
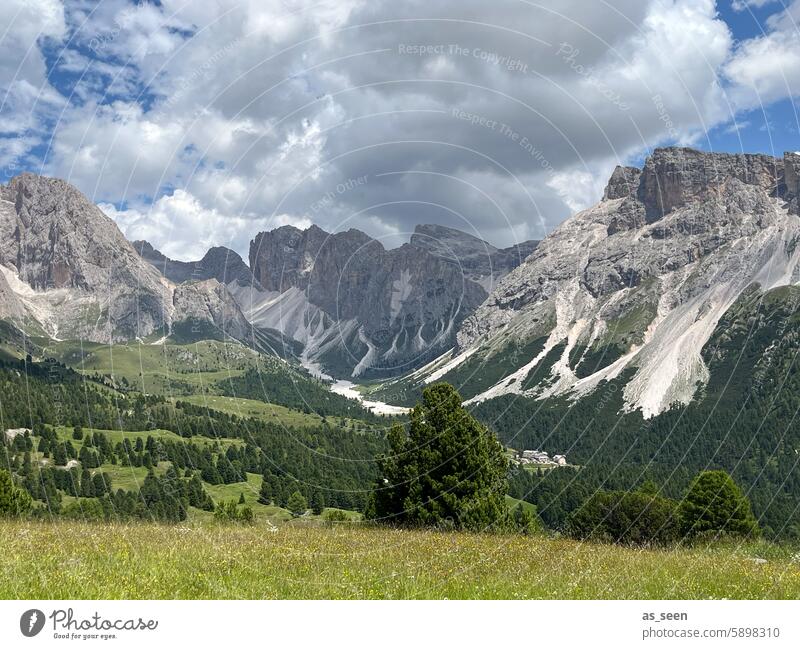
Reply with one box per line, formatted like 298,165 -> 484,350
1,520 -> 798,599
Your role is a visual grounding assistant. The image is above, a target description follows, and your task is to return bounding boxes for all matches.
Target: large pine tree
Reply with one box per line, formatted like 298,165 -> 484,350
369,383 -> 509,531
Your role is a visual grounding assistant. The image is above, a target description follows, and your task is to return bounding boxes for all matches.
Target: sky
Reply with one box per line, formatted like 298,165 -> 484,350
0,0 -> 798,261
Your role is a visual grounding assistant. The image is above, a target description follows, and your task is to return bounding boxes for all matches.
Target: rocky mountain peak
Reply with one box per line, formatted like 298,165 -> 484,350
636,147 -> 784,220
199,246 -> 256,286
249,224 -> 380,297
0,173 -> 171,340
1,172 -> 131,290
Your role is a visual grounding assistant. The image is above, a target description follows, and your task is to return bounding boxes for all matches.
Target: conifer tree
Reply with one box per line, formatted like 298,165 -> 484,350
287,490 -> 308,517
680,470 -> 759,538
369,383 -> 509,531
0,469 -> 32,517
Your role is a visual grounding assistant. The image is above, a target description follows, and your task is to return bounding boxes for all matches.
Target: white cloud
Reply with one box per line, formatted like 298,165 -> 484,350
0,0 -> 66,173
731,0 -> 780,10
101,189 -> 291,261
725,27 -> 800,108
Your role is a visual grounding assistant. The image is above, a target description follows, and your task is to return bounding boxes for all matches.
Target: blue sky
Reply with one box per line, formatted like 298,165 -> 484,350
1,0 -> 798,259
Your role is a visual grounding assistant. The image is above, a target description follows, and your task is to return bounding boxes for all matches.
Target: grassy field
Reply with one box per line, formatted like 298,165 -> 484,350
0,520 -> 798,599
177,394 -> 349,429
45,339 -> 262,395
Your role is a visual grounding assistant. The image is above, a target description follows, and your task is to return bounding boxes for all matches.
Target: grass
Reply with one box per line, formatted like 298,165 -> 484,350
53,426 -> 242,449
46,339 -> 262,395
177,394 -> 345,429
0,520 -> 798,599
198,472 -> 294,525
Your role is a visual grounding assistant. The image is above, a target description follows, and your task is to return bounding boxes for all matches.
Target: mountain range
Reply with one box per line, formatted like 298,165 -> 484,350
0,171 -> 537,378
2,146 -> 799,423
372,147 -> 800,418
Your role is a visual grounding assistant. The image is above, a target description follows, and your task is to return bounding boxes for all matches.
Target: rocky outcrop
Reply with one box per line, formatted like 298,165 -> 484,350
784,152 -> 800,214
172,279 -> 251,341
603,165 -> 641,200
638,147 -> 783,220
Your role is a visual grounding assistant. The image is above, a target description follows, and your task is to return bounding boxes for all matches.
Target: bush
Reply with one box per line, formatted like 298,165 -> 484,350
512,502 -> 542,535
568,489 -> 680,546
213,500 -> 254,524
0,469 -> 32,517
61,498 -> 107,521
286,491 -> 308,517
322,509 -> 351,526
680,470 -> 759,539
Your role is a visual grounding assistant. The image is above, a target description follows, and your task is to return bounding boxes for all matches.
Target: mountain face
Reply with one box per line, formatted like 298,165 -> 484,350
0,174 -> 247,343
383,148 -> 800,419
0,173 -> 172,341
246,224 -> 538,378
409,224 -> 539,292
134,240 -> 258,288
171,279 -> 251,342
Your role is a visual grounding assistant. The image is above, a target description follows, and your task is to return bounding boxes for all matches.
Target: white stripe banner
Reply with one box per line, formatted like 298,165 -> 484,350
0,600 -> 797,649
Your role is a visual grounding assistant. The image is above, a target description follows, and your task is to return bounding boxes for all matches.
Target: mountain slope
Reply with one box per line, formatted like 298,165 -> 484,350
0,173 -> 253,343
482,282 -> 800,537
376,148 -> 800,419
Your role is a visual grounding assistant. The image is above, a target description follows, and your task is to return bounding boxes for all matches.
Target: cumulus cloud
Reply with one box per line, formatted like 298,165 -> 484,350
3,0 -> 799,260
100,189 -> 312,261
725,1 -> 800,109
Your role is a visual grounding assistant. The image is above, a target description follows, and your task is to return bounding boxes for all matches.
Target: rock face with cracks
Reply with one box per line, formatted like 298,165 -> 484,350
246,222 -> 537,378
0,173 -> 248,343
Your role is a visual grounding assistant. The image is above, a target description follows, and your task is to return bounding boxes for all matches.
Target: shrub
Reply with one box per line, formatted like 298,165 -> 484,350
0,469 -> 32,517
213,500 -> 254,524
680,470 -> 759,539
512,502 -> 542,535
568,489 -> 680,546
322,509 -> 351,526
286,491 -> 308,517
